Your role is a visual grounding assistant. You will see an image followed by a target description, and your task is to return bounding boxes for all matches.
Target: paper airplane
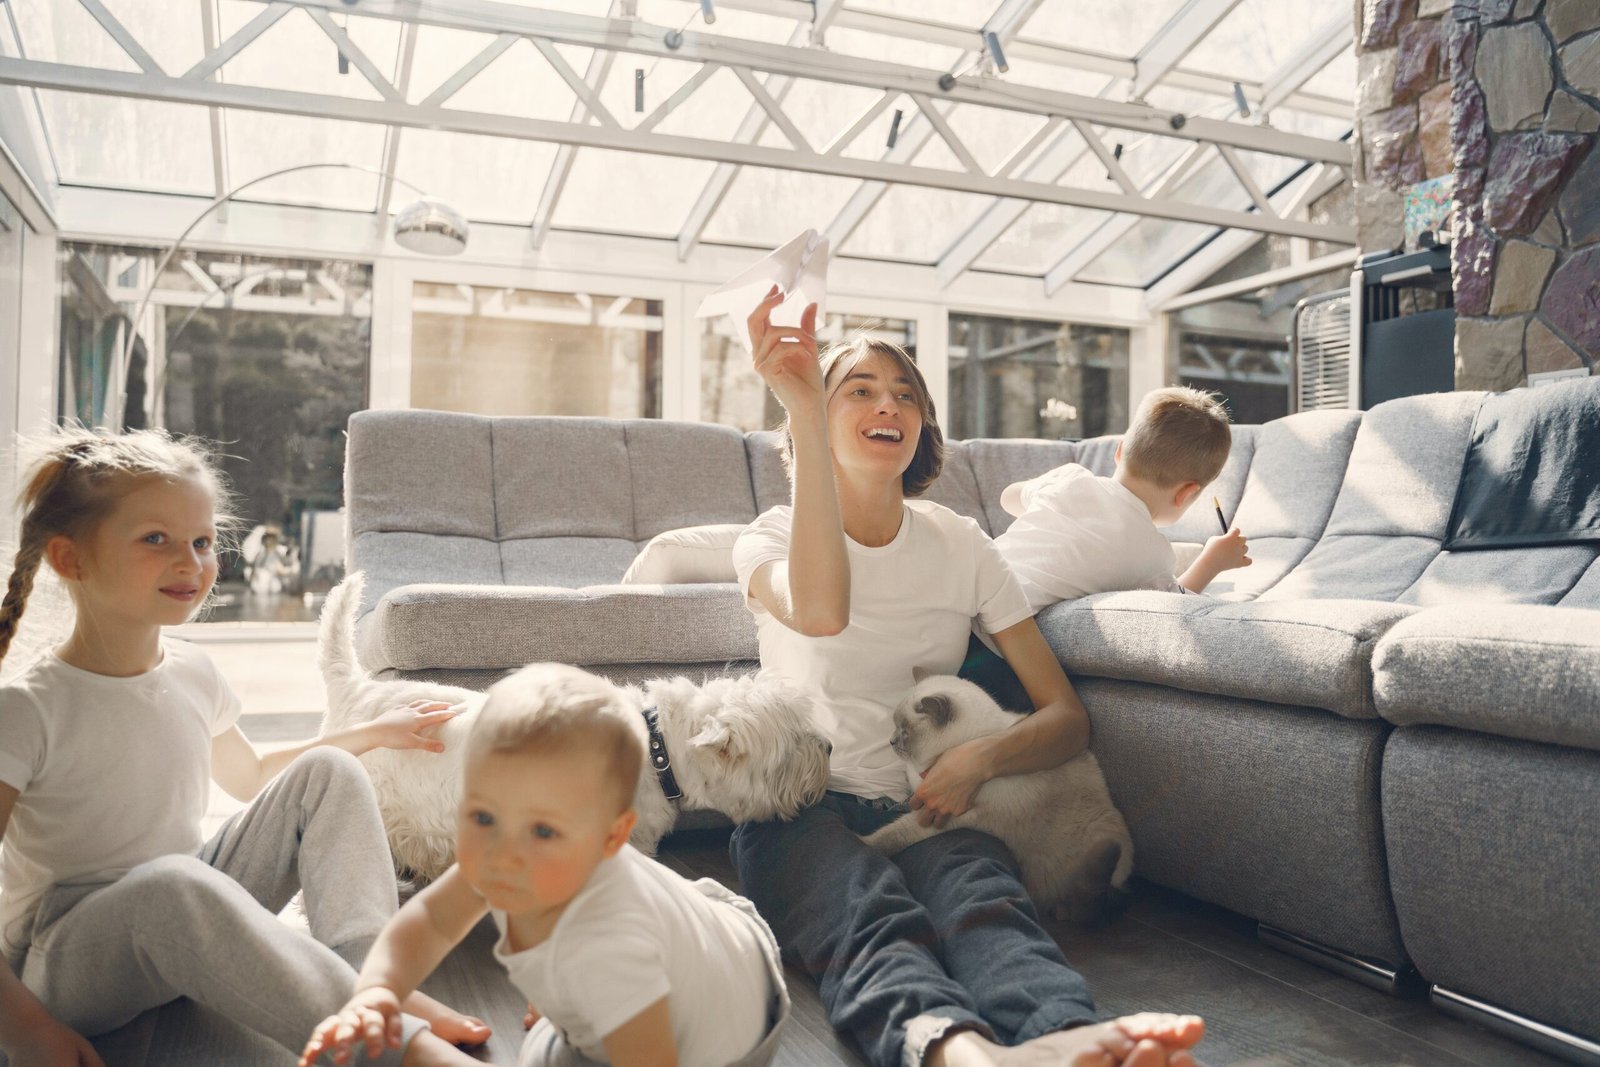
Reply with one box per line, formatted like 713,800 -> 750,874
694,228 -> 829,353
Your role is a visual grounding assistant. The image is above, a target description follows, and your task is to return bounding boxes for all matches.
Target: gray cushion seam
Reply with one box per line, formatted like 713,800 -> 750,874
1380,634 -> 1600,652
489,421 -> 505,583
1075,604 -> 1402,640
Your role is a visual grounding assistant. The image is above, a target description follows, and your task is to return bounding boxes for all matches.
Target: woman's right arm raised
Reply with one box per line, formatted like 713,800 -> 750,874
0,784 -> 106,1067
745,288 -> 849,637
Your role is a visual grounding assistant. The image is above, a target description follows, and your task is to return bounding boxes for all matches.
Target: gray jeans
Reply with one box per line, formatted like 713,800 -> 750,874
517,878 -> 790,1067
19,747 -> 421,1061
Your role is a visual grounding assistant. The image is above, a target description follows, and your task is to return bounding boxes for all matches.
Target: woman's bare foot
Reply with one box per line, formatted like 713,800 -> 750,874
400,991 -> 491,1047
930,1013 -> 1204,1067
400,1030 -> 484,1066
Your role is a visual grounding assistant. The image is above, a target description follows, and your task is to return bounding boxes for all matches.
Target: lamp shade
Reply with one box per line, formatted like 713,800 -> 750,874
393,198 -> 469,255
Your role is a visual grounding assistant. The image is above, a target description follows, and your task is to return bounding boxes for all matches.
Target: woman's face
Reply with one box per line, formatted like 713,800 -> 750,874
825,350 -> 924,486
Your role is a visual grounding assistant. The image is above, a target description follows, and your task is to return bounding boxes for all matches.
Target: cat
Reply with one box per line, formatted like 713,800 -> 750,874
862,675 -> 1134,923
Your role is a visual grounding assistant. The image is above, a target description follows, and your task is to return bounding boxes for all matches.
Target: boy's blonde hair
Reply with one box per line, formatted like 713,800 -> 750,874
1120,387 -> 1233,489
467,664 -> 644,815
781,337 -> 946,497
0,427 -> 237,670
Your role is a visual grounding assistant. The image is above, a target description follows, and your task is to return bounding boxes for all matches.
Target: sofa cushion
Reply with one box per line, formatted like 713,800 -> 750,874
1037,591 -> 1416,718
1231,409 -> 1362,541
1372,605 -> 1600,752
623,420 -> 758,538
1396,545 -> 1599,606
1563,556 -> 1600,607
500,537 -> 640,588
915,441 -> 989,531
492,418 -> 634,539
360,583 -> 758,672
745,430 -> 790,514
346,411 -> 496,539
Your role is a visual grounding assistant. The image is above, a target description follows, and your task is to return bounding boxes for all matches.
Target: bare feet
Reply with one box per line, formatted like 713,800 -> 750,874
930,1013 -> 1204,1067
400,991 -> 491,1047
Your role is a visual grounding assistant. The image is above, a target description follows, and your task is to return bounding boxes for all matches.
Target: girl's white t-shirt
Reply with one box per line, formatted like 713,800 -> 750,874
0,640 -> 241,963
733,500 -> 1032,800
492,844 -> 773,1066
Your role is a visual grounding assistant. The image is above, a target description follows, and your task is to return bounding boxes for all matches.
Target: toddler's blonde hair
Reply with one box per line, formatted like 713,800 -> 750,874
0,427 -> 237,670
1120,387 -> 1232,489
467,664 -> 644,816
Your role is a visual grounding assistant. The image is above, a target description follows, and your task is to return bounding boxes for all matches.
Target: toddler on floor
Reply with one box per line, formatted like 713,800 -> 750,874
302,661 -> 789,1067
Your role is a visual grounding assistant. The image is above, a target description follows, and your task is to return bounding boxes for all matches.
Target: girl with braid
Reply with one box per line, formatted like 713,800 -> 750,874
0,428 -> 491,1067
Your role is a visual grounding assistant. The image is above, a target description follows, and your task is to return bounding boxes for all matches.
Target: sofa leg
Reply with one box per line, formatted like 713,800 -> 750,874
1257,924 -> 1423,996
1431,986 -> 1600,1066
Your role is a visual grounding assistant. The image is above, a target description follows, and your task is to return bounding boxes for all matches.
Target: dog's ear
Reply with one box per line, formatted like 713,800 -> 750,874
915,692 -> 953,728
689,719 -> 734,754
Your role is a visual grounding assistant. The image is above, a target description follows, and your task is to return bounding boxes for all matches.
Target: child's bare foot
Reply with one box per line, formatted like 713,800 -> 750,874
930,1013 -> 1204,1067
399,1030 -> 483,1066
400,991 -> 491,1047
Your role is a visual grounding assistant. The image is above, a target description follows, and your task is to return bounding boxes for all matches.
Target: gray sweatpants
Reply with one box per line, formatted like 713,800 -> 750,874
19,747 -> 423,1061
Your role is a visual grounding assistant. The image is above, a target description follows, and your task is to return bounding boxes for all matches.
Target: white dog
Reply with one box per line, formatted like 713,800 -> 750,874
862,676 -> 1134,922
319,573 -> 832,880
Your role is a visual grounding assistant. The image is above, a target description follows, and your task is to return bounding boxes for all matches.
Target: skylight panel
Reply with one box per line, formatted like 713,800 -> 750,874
700,168 -> 861,249
35,90 -> 213,195
393,129 -> 560,225
549,149 -> 716,237
840,184 -> 992,263
970,204 -> 1115,274
223,111 -> 385,211
1020,0 -> 1192,59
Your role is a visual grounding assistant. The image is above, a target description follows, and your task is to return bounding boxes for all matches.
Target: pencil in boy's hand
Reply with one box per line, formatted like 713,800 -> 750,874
1213,495 -> 1229,534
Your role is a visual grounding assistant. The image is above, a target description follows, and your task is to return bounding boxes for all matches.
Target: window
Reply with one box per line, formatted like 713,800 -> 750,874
948,314 -> 1129,440
700,312 -> 917,432
410,283 -> 663,418
59,243 -> 373,619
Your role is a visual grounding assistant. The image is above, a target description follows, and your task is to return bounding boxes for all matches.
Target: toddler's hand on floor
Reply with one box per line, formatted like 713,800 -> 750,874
910,739 -> 991,827
299,987 -> 405,1066
1200,527 -> 1252,573
366,700 -> 459,754
523,1001 -> 541,1029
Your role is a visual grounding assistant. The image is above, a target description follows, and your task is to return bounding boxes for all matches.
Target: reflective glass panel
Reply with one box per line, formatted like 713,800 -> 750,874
949,314 -> 1130,440
411,282 -> 664,418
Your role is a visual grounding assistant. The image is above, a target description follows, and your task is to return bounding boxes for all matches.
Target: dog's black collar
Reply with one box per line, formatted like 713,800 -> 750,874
641,705 -> 682,802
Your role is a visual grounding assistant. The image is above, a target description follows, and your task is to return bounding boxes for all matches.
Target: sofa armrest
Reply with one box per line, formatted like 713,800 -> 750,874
1373,605 -> 1600,751
357,582 -> 758,672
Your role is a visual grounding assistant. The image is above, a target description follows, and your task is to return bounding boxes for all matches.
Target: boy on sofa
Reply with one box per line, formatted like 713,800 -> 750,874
994,386 -> 1252,617
299,663 -> 788,1067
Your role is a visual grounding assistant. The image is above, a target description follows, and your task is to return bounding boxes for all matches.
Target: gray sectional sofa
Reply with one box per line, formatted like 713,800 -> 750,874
343,390 -> 1600,1063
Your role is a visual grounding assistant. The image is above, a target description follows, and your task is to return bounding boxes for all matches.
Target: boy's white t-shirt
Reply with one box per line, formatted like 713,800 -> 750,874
994,463 -> 1184,616
492,844 -> 772,1066
0,639 -> 242,962
732,500 -> 1033,800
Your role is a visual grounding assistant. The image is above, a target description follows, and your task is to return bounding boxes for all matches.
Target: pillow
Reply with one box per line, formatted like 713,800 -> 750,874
621,524 -> 746,585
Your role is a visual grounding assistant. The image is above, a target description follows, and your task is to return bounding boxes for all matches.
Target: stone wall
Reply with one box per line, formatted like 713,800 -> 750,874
1355,0 -> 1599,388
1450,0 -> 1598,387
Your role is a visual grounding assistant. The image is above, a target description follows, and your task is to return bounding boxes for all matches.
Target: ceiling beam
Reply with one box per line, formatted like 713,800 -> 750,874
1154,246 -> 1357,311
1143,161 -> 1348,308
263,0 -> 1349,163
1258,12 -> 1352,116
1129,0 -> 1242,101
0,55 -> 1355,242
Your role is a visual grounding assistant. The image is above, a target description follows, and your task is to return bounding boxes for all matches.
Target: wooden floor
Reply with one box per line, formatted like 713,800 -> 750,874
81,827 -> 1562,1067
64,636 -> 1573,1066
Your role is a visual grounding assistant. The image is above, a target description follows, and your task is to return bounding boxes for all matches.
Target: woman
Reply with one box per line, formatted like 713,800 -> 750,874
730,288 -> 1204,1067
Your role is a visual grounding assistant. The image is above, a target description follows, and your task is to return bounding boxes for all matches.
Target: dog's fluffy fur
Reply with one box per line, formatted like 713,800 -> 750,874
862,676 -> 1134,922
319,573 -> 831,881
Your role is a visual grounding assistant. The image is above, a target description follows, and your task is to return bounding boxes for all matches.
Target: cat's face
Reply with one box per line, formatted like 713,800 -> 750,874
890,677 -> 1012,769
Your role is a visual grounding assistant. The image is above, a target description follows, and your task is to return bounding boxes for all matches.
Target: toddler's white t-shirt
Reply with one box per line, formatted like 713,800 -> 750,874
0,640 -> 242,963
492,845 -> 773,1066
733,500 -> 1033,801
994,463 -> 1184,616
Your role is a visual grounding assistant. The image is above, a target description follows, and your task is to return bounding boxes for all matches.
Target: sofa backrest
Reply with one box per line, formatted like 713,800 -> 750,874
347,411 -> 760,611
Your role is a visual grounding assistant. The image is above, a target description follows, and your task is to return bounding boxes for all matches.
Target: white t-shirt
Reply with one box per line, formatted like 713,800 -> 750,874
732,501 -> 1033,800
493,845 -> 773,1066
994,463 -> 1184,616
0,640 -> 242,962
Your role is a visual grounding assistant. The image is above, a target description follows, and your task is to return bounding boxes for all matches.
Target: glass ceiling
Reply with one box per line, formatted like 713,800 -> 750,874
0,0 -> 1356,290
